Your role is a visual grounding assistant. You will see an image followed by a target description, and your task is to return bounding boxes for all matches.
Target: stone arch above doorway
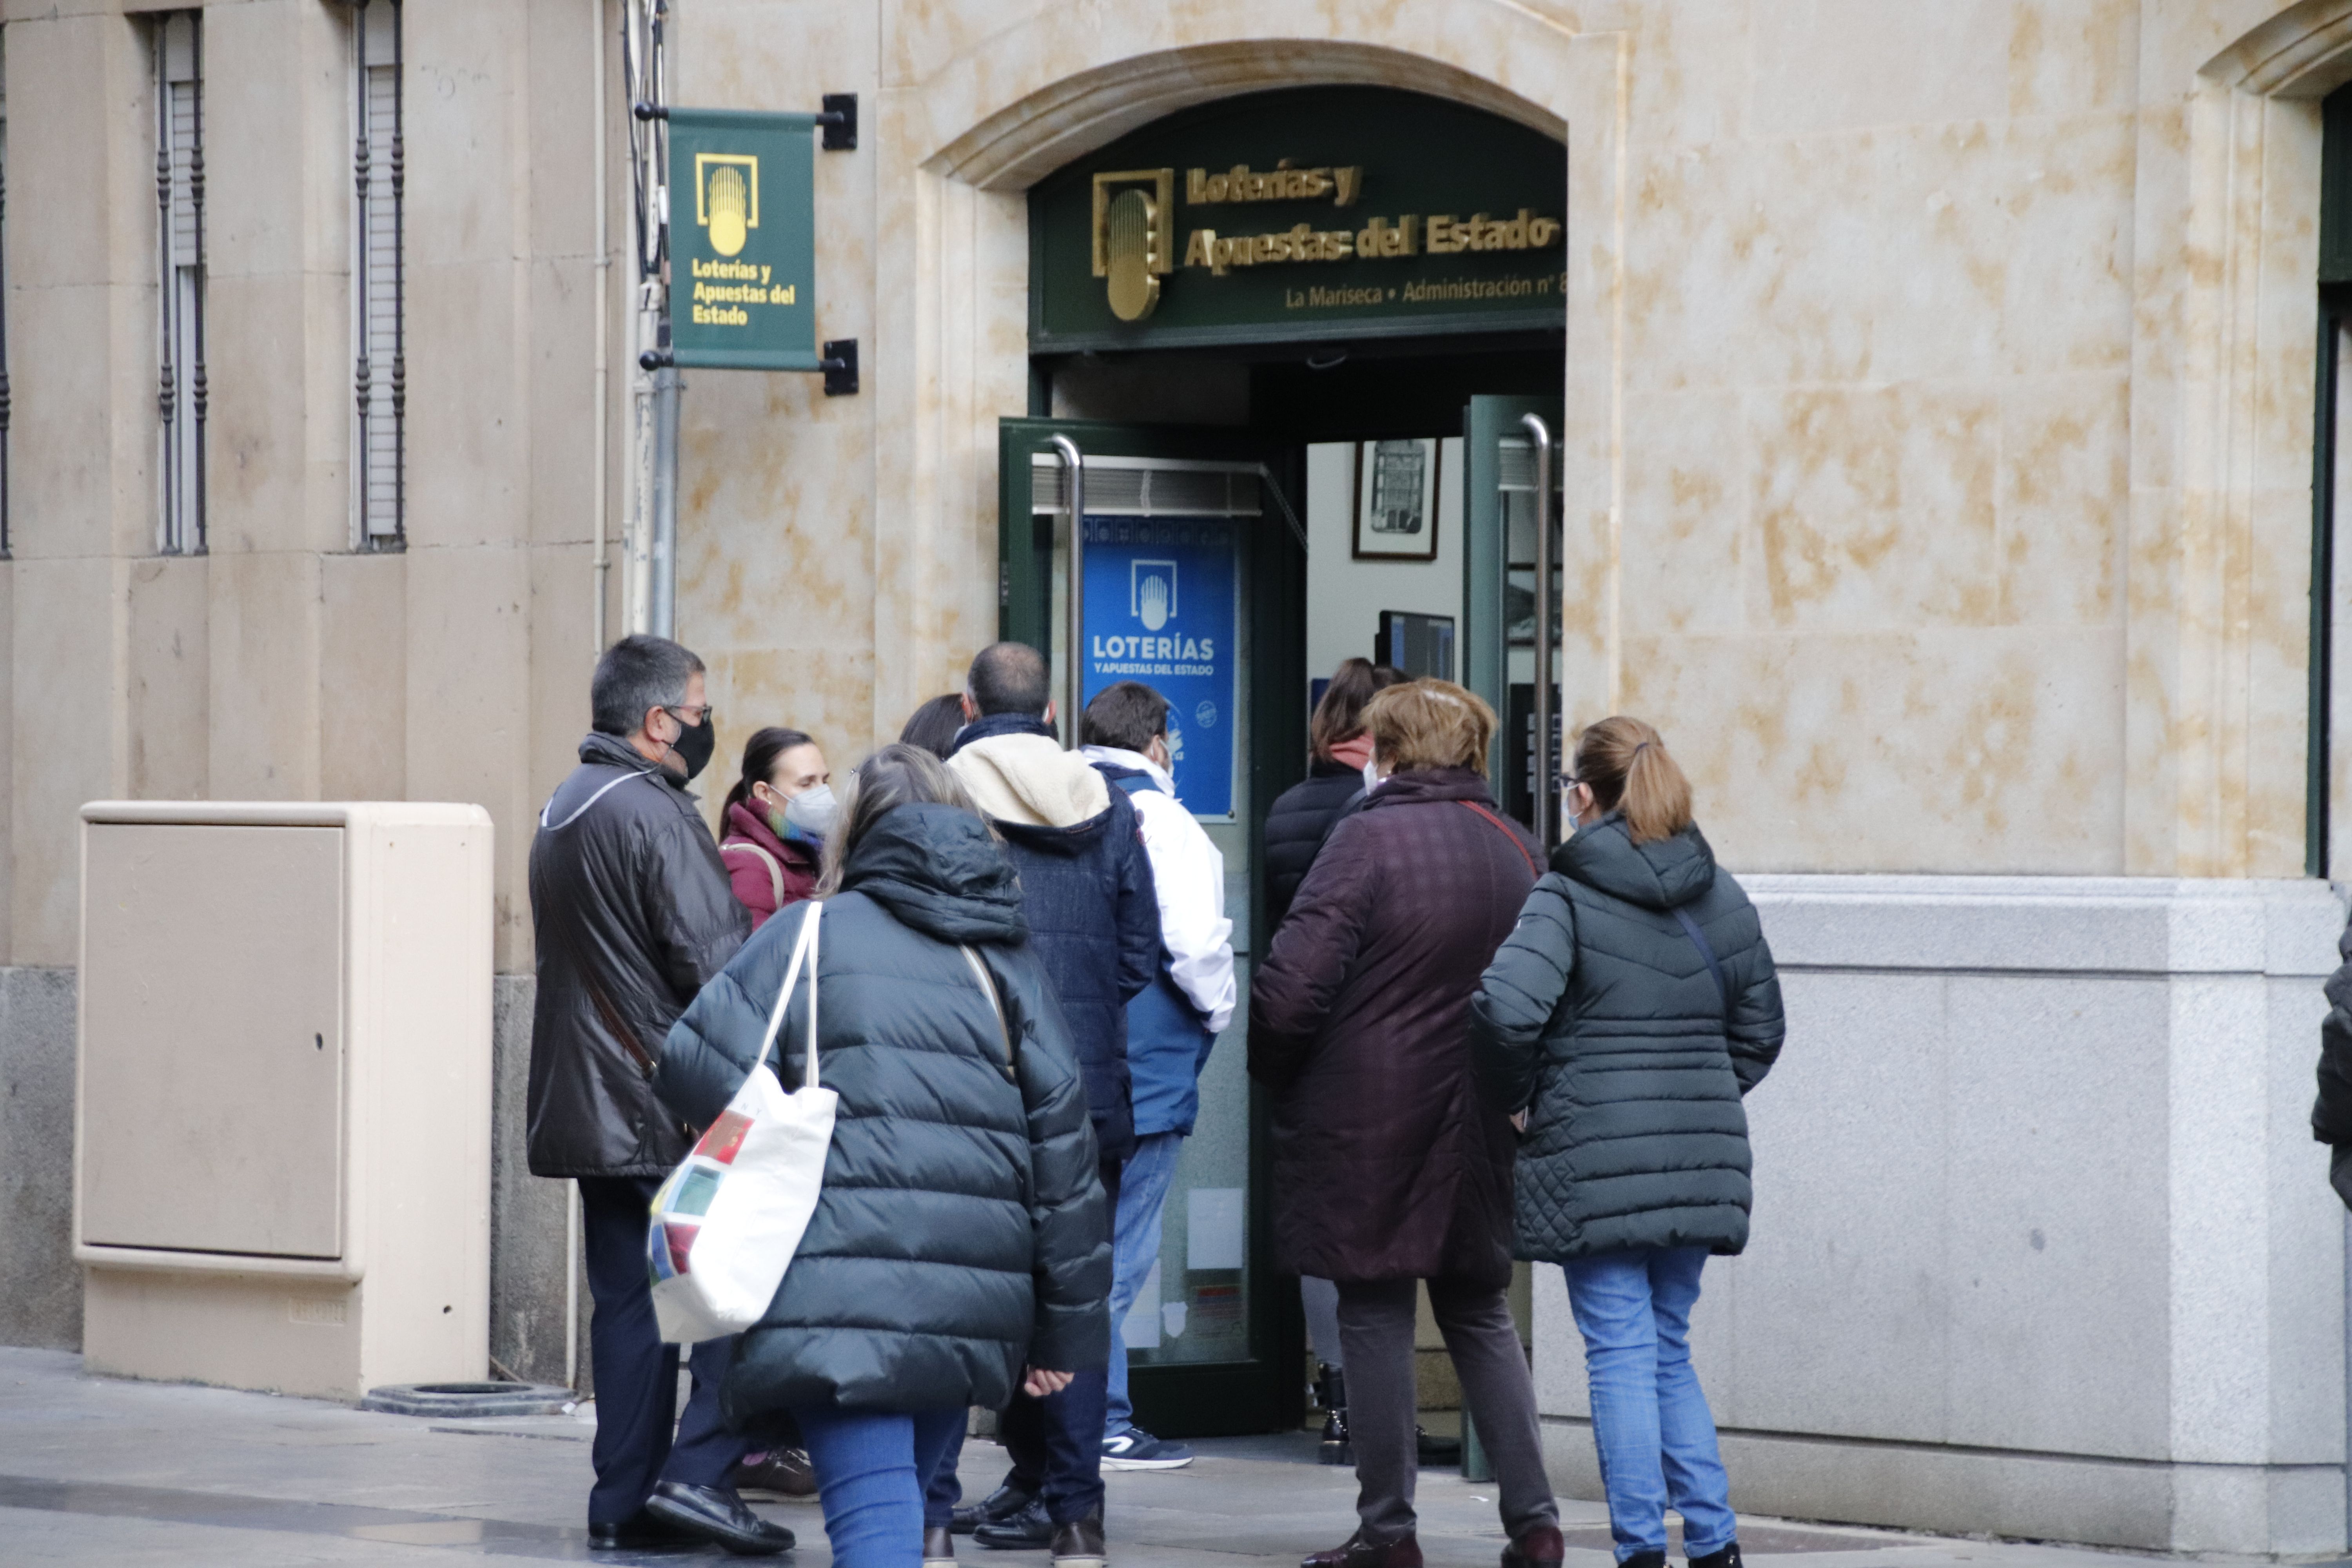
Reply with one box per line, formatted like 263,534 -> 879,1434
2207,0 -> 2352,97
923,35 -> 1570,194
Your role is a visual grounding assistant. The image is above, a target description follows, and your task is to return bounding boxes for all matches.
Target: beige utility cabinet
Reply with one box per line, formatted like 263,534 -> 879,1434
74,802 -> 494,1399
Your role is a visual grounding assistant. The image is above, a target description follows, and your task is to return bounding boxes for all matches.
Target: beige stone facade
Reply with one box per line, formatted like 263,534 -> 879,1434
3,0 -> 2348,976
10,0 -> 2352,1551
0,0 -> 2333,968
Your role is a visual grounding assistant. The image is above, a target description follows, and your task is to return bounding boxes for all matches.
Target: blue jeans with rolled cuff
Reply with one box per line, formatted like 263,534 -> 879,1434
1561,1247 -> 1737,1564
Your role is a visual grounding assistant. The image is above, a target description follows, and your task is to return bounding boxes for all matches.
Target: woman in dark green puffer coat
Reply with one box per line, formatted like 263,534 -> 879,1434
655,745 -> 1110,1568
1470,719 -> 1784,1568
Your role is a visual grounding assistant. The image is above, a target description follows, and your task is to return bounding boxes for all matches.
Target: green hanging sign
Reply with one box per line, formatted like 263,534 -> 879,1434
667,109 -> 820,370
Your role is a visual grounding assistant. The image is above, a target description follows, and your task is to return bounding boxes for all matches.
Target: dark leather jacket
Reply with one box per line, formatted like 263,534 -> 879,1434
525,731 -> 751,1178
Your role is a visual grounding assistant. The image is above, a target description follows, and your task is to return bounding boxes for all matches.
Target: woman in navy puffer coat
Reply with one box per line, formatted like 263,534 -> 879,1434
655,745 -> 1109,1568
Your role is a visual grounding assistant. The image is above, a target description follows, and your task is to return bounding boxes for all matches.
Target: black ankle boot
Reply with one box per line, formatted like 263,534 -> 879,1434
1686,1546 -> 1741,1568
1318,1367 -> 1352,1464
1312,1361 -> 1342,1412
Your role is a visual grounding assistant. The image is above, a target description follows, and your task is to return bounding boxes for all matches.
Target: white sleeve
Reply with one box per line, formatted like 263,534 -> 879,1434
1132,791 -> 1238,1034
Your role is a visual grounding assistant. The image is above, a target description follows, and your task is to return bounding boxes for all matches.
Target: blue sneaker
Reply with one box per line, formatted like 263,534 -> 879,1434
1101,1426 -> 1193,1470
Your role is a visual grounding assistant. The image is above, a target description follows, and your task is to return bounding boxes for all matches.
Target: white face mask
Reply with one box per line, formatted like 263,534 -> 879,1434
1362,759 -> 1381,795
782,782 -> 839,840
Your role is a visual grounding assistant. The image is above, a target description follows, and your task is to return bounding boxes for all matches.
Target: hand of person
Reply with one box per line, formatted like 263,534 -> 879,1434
1023,1367 -> 1074,1398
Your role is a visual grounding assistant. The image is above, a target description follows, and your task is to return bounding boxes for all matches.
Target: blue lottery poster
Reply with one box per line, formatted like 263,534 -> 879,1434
1082,516 -> 1237,818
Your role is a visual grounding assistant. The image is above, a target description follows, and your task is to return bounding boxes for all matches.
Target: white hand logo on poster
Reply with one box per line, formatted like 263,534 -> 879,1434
1131,559 -> 1178,631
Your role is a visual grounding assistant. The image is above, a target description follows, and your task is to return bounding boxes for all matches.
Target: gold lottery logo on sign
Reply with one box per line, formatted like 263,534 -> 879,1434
1090,169 -> 1175,322
695,153 -> 760,257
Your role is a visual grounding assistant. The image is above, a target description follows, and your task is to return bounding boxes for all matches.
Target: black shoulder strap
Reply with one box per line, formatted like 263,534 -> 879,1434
1671,907 -> 1730,1016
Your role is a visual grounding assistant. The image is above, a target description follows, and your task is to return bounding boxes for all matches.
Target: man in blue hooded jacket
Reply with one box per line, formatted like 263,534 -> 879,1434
946,641 -> 1160,1567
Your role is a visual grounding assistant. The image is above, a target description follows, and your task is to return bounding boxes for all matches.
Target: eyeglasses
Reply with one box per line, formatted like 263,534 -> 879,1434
666,703 -> 715,726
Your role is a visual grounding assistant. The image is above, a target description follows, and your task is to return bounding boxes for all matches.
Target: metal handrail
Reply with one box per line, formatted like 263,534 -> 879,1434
1050,434 -> 1084,744
1521,412 -> 1555,849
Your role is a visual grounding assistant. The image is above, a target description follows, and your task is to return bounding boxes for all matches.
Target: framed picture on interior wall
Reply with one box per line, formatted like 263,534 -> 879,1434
1353,438 -> 1441,560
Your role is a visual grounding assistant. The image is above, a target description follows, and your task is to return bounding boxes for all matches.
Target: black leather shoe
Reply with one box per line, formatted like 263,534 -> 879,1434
731,1447 -> 819,1499
925,1524 -> 958,1567
972,1499 -> 1055,1550
589,1507 -> 706,1550
1621,1552 -> 1666,1568
953,1483 -> 1038,1537
1304,1529 -> 1421,1568
642,1481 -> 796,1556
1686,1546 -> 1740,1568
1049,1513 -> 1106,1568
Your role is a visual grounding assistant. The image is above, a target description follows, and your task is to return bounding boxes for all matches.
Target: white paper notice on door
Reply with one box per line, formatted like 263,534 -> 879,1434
1122,1259 -> 1162,1349
1187,1187 -> 1245,1271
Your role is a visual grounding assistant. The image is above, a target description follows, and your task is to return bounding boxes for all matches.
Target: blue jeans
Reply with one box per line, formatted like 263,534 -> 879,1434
1561,1249 -> 1736,1563
1104,1130 -> 1185,1436
792,1403 -> 968,1568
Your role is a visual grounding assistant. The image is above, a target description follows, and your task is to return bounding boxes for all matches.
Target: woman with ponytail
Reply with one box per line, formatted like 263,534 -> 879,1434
719,728 -> 832,930
1470,718 -> 1786,1568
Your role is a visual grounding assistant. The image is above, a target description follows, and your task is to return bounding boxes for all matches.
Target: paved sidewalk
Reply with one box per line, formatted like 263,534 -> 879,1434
0,1348 -> 2179,1567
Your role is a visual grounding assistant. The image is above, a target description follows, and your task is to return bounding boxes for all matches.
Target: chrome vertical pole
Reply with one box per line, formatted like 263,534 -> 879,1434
1521,412 -> 1555,849
1052,434 -> 1084,745
649,361 -> 679,638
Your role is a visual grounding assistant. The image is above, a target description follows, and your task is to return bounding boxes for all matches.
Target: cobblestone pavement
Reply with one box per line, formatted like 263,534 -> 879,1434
0,1348 -> 2186,1568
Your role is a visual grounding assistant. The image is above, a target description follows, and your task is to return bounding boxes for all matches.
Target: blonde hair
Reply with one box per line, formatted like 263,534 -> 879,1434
1572,717 -> 1693,845
1361,679 -> 1497,777
814,743 -> 981,895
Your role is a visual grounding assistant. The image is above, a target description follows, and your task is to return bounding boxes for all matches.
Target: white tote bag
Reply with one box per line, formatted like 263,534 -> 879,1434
649,900 -> 837,1345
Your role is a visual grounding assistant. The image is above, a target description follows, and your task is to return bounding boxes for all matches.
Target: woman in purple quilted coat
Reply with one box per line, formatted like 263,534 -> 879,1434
1248,680 -> 1561,1568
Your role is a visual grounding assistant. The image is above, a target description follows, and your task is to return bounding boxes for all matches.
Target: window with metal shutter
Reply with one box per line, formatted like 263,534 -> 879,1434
353,0 -> 402,547
156,13 -> 204,555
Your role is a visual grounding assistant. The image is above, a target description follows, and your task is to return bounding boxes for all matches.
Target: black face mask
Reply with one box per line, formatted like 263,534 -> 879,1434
665,713 -> 716,781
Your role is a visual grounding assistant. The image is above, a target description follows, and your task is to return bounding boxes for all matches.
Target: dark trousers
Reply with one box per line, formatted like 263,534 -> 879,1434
987,1155 -> 1123,1525
1335,1274 -> 1557,1545
580,1175 -> 749,1524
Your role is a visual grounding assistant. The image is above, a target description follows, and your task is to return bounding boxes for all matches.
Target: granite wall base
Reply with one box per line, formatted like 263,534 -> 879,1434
1531,876 -> 2351,1556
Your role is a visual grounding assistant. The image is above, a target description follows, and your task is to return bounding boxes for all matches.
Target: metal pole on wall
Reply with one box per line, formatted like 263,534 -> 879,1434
649,361 -> 680,638
621,0 -> 668,638
1052,434 -> 1085,744
1521,412 -> 1555,850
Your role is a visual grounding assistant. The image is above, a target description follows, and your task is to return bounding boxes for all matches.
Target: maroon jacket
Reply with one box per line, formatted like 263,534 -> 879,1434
1248,768 -> 1539,1287
719,799 -> 820,929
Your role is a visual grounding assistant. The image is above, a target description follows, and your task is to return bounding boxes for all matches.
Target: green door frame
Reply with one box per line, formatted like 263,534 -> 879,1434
996,416 -> 1308,1439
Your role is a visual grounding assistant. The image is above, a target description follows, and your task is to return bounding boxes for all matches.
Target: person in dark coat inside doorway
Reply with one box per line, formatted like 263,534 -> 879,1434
1262,659 -> 1406,932
1470,717 -> 1785,1568
524,633 -> 790,1557
944,641 -> 1158,1568
1256,656 -> 1405,1461
1250,679 -> 1562,1568
655,745 -> 1111,1568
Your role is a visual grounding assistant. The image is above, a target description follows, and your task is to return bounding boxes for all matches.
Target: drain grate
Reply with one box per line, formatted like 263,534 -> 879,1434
359,1382 -> 574,1419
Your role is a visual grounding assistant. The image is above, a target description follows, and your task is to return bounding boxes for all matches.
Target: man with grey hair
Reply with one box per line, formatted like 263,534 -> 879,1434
527,633 -> 788,1556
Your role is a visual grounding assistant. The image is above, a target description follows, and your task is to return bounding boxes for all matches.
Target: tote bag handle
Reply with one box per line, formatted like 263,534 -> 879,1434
748,900 -> 824,1090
